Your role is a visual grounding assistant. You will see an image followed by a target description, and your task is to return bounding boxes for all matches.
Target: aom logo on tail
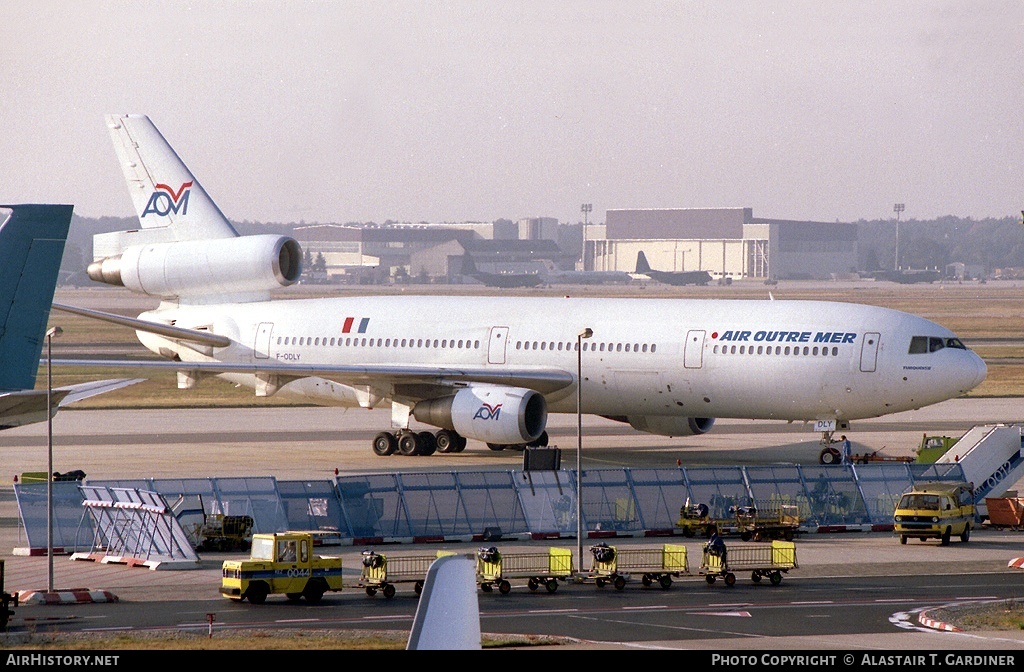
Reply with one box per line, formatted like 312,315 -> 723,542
473,403 -> 502,421
142,181 -> 193,217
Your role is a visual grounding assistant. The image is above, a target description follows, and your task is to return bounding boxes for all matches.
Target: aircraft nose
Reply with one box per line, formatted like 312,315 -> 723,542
970,353 -> 988,391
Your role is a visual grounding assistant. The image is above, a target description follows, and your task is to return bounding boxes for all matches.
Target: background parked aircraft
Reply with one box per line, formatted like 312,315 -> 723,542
0,204 -> 140,430
459,252 -> 544,288
635,251 -> 713,286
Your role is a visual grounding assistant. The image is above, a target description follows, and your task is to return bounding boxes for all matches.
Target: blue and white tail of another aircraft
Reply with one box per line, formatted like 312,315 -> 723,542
0,204 -> 141,430
53,115 -> 988,464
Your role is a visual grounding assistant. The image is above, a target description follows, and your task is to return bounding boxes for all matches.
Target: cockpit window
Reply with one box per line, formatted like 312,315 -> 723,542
909,336 -> 968,354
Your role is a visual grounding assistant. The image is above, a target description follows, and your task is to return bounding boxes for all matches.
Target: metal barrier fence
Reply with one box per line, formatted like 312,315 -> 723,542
12,462 -> 969,552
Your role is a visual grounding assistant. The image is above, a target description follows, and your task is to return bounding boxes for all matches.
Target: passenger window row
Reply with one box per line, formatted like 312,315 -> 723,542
515,341 -> 657,354
713,344 -> 840,357
276,336 -> 481,349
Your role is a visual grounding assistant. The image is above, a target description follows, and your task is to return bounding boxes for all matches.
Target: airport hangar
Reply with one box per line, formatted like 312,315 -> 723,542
292,209 -> 858,284
584,207 -> 858,282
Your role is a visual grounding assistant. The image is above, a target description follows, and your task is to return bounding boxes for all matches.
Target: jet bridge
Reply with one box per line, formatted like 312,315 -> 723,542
931,424 -> 1024,517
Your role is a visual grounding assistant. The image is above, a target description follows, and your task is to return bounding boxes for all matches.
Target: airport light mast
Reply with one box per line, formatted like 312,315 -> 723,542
894,203 -> 905,270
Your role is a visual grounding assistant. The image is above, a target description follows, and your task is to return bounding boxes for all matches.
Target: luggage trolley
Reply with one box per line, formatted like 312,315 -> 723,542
358,550 -> 448,599
588,543 -> 689,590
476,546 -> 575,594
700,540 -> 798,587
731,504 -> 800,542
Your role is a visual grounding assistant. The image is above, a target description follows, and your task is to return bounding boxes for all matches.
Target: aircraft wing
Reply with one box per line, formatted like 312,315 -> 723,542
49,359 -> 575,396
56,378 -> 147,406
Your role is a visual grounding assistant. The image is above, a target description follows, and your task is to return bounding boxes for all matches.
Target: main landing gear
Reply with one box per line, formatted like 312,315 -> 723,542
372,429 -> 468,457
370,429 -> 550,456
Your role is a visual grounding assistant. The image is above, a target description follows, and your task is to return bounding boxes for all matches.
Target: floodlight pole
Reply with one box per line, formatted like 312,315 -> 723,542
46,325 -> 62,594
576,327 -> 593,573
893,203 -> 905,271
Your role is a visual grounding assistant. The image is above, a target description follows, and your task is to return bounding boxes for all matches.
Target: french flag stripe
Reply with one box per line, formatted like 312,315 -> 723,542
342,317 -> 354,333
358,317 -> 370,333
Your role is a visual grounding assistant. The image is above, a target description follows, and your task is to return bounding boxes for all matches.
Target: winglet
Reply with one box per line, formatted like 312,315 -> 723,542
0,204 -> 73,392
407,554 -> 481,650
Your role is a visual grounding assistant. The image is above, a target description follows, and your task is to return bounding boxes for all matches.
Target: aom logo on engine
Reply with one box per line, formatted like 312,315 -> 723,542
142,181 -> 194,217
473,403 -> 502,420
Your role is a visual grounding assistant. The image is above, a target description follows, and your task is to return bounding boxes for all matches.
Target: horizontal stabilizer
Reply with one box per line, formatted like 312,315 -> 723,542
0,389 -> 70,430
0,378 -> 143,431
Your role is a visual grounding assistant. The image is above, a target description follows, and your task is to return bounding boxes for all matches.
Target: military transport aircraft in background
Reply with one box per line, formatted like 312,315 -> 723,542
52,114 -> 987,465
457,252 -> 545,288
634,251 -> 713,286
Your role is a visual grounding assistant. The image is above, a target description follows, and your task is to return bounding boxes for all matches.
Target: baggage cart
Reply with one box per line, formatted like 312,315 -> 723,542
587,543 -> 689,590
700,540 -> 798,587
358,550 -> 449,599
732,504 -> 799,541
675,500 -> 715,538
475,546 -> 575,594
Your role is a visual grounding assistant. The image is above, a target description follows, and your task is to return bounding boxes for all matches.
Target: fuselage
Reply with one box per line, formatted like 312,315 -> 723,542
139,295 -> 987,423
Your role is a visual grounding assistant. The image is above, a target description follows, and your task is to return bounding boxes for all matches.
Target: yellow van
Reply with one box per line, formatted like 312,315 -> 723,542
893,481 -> 975,545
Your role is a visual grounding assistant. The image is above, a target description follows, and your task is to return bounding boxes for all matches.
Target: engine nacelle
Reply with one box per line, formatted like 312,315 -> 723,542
413,386 -> 547,445
87,234 -> 302,299
626,415 -> 715,437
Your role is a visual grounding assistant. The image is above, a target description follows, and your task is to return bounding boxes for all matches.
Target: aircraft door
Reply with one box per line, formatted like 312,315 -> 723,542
487,326 -> 509,364
684,330 -> 705,369
859,332 -> 880,372
254,322 -> 274,359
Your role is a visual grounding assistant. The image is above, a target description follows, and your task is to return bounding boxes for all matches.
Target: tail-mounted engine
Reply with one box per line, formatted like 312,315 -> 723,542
413,386 -> 547,445
87,234 -> 303,299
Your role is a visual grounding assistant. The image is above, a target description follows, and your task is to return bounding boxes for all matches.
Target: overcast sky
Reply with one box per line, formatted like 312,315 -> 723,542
2,1 -> 1022,225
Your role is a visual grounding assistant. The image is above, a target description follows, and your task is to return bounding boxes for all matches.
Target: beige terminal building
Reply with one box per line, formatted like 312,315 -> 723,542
583,207 -> 858,282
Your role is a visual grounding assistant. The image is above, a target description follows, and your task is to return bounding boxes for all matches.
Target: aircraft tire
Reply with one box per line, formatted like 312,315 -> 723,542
398,432 -> 420,456
372,432 -> 397,456
819,447 -> 840,465
435,429 -> 458,453
416,431 -> 437,456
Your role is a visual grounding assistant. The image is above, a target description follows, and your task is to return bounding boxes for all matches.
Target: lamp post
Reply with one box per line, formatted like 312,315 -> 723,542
893,203 -> 905,271
580,203 -> 592,227
576,327 -> 593,572
46,325 -> 62,594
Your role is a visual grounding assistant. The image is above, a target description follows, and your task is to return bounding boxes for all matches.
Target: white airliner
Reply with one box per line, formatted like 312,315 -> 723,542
54,114 -> 988,464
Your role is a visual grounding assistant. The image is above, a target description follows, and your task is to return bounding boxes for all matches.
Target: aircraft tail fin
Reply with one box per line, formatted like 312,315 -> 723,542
0,204 -> 73,392
105,114 -> 238,242
635,250 -> 652,274
88,116 -> 302,303
407,554 -> 481,650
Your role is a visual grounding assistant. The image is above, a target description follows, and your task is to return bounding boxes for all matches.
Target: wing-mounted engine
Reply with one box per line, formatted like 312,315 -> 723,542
624,415 -> 715,437
87,234 -> 302,300
413,385 -> 547,445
